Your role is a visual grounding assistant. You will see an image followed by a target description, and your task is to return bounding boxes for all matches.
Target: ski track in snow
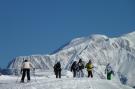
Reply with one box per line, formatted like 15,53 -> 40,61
0,76 -> 133,89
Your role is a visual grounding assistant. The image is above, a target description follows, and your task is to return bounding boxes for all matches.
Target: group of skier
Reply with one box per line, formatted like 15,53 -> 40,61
53,58 -> 114,80
71,59 -> 85,78
70,59 -> 94,78
20,59 -> 114,83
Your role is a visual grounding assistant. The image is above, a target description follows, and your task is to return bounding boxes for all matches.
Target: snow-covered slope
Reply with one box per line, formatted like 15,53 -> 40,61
0,71 -> 133,89
7,31 -> 135,87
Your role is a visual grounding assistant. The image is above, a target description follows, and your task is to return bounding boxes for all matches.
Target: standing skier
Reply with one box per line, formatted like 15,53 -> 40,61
53,61 -> 61,78
77,59 -> 84,78
105,63 -> 114,80
71,61 -> 78,78
21,60 -> 34,83
85,60 -> 94,78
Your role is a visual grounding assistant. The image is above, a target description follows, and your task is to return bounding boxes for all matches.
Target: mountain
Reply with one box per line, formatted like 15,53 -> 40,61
7,31 -> 135,87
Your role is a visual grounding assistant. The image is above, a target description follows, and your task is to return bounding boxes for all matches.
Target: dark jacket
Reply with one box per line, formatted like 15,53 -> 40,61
71,61 -> 78,71
78,59 -> 84,70
54,62 -> 61,72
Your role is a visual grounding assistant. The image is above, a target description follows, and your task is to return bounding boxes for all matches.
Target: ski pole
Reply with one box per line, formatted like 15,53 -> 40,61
33,68 -> 37,82
16,75 -> 20,83
16,70 -> 21,83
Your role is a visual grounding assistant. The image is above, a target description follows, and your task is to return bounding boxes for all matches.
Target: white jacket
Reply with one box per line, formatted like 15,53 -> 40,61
21,62 -> 33,69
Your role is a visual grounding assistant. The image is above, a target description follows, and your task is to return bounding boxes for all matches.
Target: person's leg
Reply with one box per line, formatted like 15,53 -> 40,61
109,73 -> 111,80
90,71 -> 93,78
88,71 -> 90,77
56,71 -> 58,78
27,69 -> 30,81
81,70 -> 84,77
107,73 -> 111,80
78,70 -> 81,78
59,70 -> 61,78
73,70 -> 76,77
79,70 -> 83,78
21,69 -> 26,82
77,70 -> 80,78
107,73 -> 109,80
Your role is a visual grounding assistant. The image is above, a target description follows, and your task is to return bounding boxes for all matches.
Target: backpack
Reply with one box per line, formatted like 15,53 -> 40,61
78,62 -> 84,70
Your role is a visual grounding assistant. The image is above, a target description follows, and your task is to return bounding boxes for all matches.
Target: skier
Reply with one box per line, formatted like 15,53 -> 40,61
77,59 -> 84,78
20,59 -> 34,83
105,63 -> 114,80
85,60 -> 94,78
53,61 -> 61,78
71,61 -> 78,78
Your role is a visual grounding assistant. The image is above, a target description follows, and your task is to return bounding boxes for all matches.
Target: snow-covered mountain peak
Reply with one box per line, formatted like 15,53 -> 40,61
70,37 -> 87,43
62,34 -> 109,50
69,34 -> 109,44
7,31 -> 135,88
91,34 -> 109,41
121,31 -> 135,49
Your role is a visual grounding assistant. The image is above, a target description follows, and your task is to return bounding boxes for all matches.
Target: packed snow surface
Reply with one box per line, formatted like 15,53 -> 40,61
0,71 -> 133,89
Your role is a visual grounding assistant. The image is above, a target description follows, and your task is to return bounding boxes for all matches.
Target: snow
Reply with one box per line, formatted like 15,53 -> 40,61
122,31 -> 135,49
0,71 -> 133,89
7,31 -> 135,88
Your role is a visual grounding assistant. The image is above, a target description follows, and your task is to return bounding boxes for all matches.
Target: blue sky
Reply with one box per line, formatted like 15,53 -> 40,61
0,0 -> 135,68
